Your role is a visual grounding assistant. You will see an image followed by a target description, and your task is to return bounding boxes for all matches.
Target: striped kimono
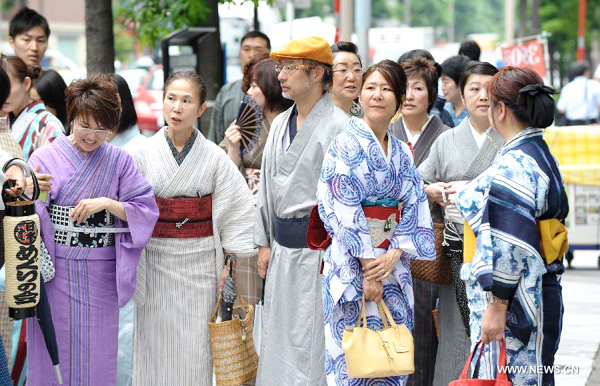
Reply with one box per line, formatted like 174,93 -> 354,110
26,134 -> 159,385
131,128 -> 256,386
456,128 -> 568,385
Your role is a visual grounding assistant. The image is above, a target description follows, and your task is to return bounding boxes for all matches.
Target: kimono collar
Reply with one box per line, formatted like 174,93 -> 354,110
350,117 -> 393,161
500,127 -> 543,156
10,100 -> 46,124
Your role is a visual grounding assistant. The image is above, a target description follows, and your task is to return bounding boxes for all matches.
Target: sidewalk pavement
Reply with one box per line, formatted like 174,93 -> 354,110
587,347 -> 600,386
555,251 -> 600,386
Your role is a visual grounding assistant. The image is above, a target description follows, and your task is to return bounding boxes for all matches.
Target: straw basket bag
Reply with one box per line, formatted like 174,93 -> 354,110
410,222 -> 452,284
208,294 -> 259,386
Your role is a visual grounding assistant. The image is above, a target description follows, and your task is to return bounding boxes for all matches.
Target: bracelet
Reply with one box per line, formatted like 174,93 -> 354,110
489,294 -> 509,306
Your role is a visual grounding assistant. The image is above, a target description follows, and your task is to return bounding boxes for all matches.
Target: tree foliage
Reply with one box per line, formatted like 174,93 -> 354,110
540,0 -> 600,83
370,0 -> 504,41
116,0 -> 266,48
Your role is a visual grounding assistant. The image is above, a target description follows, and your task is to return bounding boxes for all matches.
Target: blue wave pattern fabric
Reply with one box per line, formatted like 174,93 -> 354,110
317,117 -> 435,385
456,128 -> 568,385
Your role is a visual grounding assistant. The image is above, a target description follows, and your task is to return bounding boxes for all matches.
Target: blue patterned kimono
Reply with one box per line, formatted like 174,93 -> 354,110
456,128 -> 568,385
317,118 -> 435,385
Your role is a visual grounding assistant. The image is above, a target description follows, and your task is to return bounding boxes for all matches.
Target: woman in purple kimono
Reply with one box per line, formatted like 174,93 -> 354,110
26,74 -> 159,385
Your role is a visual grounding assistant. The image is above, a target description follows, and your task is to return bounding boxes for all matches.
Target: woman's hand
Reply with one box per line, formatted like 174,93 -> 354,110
71,197 -> 110,224
224,120 -> 242,147
480,301 -> 508,344
257,246 -> 271,279
424,182 -> 456,207
3,164 -> 26,196
363,249 -> 402,282
363,277 -> 384,302
224,120 -> 243,166
25,164 -> 52,195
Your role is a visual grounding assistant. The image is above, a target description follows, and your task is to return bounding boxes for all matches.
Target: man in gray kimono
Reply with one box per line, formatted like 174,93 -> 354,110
208,31 -> 271,144
254,36 -> 348,385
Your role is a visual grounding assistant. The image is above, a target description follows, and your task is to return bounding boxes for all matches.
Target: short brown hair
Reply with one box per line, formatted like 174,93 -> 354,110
164,71 -> 206,104
244,58 -> 293,114
362,59 -> 407,111
400,57 -> 439,113
66,74 -> 121,130
242,52 -> 271,92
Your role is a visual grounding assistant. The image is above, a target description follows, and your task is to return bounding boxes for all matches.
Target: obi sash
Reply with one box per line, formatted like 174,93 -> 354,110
152,196 -> 213,238
463,218 -> 568,265
307,201 -> 401,251
49,204 -> 129,248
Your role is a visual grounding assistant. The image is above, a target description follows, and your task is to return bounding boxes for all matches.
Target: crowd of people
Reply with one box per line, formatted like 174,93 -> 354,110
0,6 -> 574,386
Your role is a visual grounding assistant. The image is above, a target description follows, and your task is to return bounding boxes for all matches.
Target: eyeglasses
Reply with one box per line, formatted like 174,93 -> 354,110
75,127 -> 112,138
333,68 -> 365,77
275,64 -> 314,74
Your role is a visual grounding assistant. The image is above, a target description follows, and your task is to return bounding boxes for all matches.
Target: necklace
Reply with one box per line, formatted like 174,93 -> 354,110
486,131 -> 500,150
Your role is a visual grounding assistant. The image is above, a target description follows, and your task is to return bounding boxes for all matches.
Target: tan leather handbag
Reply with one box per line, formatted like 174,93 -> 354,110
342,297 -> 414,378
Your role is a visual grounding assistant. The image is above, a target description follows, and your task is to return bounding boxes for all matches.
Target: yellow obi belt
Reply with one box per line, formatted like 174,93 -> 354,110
463,219 -> 568,265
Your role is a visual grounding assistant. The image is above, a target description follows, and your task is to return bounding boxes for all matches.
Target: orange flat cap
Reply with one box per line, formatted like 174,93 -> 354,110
270,36 -> 333,65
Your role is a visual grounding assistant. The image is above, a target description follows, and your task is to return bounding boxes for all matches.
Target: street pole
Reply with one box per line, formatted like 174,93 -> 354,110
577,0 -> 586,60
340,0 -> 353,42
286,1 -> 294,42
355,0 -> 371,65
505,0 -> 515,42
334,0 -> 340,42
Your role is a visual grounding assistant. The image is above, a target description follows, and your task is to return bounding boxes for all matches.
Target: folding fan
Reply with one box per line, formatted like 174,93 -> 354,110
236,95 -> 264,154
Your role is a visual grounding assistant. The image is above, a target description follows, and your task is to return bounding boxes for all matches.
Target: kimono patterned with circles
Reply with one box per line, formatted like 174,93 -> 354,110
317,117 -> 435,386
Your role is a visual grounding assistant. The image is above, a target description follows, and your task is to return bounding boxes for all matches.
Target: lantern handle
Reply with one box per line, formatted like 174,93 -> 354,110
3,159 -> 40,202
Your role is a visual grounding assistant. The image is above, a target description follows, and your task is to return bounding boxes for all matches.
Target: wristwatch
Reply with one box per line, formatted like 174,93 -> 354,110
489,294 -> 509,306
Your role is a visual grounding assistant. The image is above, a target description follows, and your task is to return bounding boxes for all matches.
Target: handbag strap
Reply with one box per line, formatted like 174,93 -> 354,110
377,300 -> 397,328
356,297 -> 398,330
356,296 -> 368,328
458,339 -> 509,381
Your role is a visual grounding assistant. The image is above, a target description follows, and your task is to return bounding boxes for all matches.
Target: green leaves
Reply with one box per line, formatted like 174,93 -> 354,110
116,0 -> 271,48
116,0 -> 211,47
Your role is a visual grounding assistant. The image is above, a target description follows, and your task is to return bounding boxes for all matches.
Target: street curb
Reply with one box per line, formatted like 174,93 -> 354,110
587,346 -> 600,385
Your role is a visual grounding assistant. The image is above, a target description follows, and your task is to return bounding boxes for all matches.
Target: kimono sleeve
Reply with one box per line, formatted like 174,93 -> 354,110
28,151 -> 56,266
254,115 -> 280,248
472,153 -> 543,300
0,151 -> 13,169
115,153 -> 159,307
389,142 -> 435,260
317,132 -> 375,260
212,152 -> 256,256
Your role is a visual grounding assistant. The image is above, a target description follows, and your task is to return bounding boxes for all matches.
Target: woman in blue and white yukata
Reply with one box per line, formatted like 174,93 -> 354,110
317,60 -> 436,385
456,67 -> 568,386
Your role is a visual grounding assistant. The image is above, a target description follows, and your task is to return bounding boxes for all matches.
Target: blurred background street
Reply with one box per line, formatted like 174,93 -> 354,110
555,250 -> 600,386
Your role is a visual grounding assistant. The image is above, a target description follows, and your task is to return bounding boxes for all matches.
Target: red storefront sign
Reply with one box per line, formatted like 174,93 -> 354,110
501,40 -> 546,78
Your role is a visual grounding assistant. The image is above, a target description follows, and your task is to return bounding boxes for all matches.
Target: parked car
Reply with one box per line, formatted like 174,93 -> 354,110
134,65 -> 164,134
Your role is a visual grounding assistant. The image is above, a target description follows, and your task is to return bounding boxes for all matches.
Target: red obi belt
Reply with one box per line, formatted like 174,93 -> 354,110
307,205 -> 400,251
152,196 -> 213,238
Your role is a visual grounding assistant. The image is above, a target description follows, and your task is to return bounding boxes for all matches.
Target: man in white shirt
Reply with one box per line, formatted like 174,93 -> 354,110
557,61 -> 600,125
